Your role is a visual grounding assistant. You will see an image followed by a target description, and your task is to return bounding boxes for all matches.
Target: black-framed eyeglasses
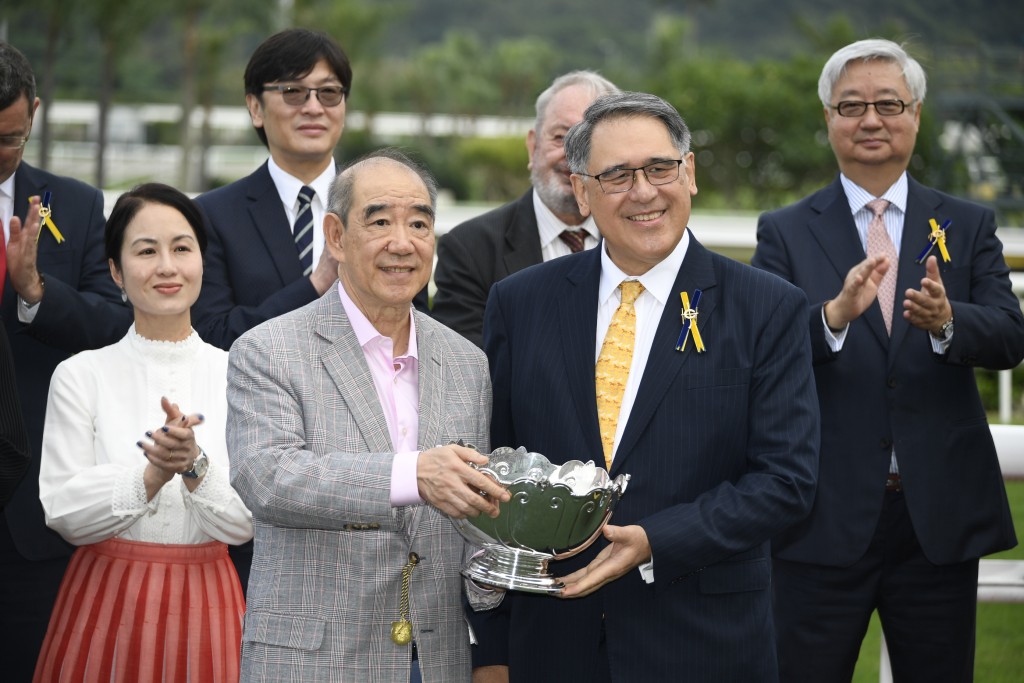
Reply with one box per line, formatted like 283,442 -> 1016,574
262,84 -> 348,107
0,135 -> 29,150
578,159 -> 684,194
829,99 -> 914,117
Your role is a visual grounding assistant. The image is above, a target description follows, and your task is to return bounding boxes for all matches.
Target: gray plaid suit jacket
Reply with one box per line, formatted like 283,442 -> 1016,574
227,285 -> 491,683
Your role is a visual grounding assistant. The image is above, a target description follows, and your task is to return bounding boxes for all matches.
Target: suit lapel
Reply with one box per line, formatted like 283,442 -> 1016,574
808,179 -> 890,346
502,191 -> 544,276
247,163 -> 305,285
557,248 -> 603,453
316,290 -> 394,453
411,314 -> 449,538
889,178 -> 943,361
612,237 -> 717,471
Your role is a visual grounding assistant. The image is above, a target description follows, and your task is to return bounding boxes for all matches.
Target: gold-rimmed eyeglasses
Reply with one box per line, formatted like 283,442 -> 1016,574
577,159 -> 684,194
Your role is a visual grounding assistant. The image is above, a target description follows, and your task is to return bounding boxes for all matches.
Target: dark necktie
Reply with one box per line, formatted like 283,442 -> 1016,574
0,231 -> 6,302
558,229 -> 587,254
294,186 -> 315,276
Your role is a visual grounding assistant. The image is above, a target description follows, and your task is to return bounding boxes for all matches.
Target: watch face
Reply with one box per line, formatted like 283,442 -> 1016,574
193,453 -> 210,478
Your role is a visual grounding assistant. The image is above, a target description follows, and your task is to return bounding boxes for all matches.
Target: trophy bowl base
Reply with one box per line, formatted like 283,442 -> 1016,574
463,545 -> 563,595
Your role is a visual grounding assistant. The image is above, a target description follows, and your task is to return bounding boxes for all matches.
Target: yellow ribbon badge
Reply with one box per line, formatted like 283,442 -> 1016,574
914,218 -> 951,264
675,290 -> 706,353
33,192 -> 65,244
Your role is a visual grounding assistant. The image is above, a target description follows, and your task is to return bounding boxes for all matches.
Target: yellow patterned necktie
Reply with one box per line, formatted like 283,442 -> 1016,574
596,280 -> 644,470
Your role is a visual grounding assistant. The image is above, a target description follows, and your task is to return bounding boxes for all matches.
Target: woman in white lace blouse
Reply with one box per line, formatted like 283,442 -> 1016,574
34,183 -> 253,683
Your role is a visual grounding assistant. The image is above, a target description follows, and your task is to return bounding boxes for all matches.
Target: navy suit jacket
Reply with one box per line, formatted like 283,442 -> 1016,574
483,236 -> 819,682
0,324 -> 29,509
192,162 -> 322,350
2,162 -> 131,560
431,190 -> 541,347
753,175 -> 1022,567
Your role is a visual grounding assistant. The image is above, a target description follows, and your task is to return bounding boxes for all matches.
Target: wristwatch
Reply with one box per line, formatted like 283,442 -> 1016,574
181,448 -> 209,479
937,316 -> 955,339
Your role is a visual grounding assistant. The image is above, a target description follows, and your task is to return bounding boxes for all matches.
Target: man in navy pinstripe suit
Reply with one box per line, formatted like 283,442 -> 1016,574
478,92 -> 819,682
753,39 -> 1023,682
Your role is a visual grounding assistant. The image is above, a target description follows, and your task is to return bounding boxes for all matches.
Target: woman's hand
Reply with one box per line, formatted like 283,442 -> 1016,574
138,396 -> 205,498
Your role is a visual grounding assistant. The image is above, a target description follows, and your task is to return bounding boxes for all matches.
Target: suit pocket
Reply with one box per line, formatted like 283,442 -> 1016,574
698,557 -> 770,594
243,610 -> 325,651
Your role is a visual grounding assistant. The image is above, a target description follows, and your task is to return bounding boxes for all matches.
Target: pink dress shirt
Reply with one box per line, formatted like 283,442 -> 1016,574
337,283 -> 424,506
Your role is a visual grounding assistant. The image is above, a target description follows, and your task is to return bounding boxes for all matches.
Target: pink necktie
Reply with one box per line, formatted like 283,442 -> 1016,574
865,198 -> 896,335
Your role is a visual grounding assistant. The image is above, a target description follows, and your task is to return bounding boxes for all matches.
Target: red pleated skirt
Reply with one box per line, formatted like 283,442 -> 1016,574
33,538 -> 245,683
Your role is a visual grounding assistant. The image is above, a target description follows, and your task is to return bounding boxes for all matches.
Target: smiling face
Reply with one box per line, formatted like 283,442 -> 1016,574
570,115 -> 697,276
109,202 -> 203,341
826,58 -> 920,195
327,159 -> 435,329
527,84 -> 596,224
246,58 -> 346,181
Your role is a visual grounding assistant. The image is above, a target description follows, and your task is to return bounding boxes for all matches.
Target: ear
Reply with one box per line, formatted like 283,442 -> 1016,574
683,152 -> 698,197
526,129 -> 537,171
108,258 -> 123,290
324,212 -> 346,263
570,174 -> 591,218
30,97 -> 41,118
245,93 -> 264,129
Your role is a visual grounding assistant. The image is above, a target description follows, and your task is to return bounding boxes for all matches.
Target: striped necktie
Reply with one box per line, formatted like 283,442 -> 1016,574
559,229 -> 587,254
294,185 -> 315,276
595,280 -> 644,470
865,198 -> 896,335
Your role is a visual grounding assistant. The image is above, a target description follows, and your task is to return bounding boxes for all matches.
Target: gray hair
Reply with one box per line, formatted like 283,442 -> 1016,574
818,38 -> 927,109
0,42 -> 36,110
564,91 -> 692,175
534,70 -> 619,132
328,148 -> 439,227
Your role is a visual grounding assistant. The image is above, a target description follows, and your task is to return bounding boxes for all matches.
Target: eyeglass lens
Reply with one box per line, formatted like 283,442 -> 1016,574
597,160 -> 681,193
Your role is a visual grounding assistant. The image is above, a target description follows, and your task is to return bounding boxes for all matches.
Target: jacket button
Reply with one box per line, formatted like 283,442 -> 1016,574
880,438 -> 892,450
886,377 -> 897,388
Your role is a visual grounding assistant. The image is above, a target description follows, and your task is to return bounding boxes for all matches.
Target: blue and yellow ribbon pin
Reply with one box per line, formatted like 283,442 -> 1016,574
675,289 -> 706,353
914,218 -> 951,264
33,191 -> 65,244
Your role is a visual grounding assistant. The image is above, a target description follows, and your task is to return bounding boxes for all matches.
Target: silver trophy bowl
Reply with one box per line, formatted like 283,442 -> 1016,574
450,447 -> 630,594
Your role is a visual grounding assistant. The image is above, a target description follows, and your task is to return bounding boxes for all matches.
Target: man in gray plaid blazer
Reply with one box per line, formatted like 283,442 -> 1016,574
227,149 -> 510,683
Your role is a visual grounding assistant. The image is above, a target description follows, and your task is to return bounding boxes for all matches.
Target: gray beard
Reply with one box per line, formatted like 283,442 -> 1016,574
531,167 -> 583,223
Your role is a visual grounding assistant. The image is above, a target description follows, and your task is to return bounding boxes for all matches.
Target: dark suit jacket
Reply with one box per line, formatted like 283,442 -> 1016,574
192,161 -> 322,351
431,190 -> 541,347
482,236 -> 819,682
0,324 -> 29,509
2,162 -> 131,560
753,175 -> 1022,567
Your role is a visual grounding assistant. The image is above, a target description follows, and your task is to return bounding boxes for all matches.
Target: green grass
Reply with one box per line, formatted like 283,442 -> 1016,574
852,481 -> 1024,683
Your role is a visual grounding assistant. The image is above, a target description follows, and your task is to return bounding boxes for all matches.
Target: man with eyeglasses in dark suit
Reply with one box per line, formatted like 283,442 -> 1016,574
0,41 -> 131,680
192,28 -> 351,592
193,28 -> 352,353
753,38 -> 1023,683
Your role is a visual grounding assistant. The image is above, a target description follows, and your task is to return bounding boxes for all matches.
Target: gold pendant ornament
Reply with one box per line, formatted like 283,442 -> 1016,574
391,618 -> 413,645
391,552 -> 419,646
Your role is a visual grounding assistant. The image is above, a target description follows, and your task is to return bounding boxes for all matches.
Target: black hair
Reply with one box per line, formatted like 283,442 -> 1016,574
243,29 -> 353,147
105,183 -> 208,269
